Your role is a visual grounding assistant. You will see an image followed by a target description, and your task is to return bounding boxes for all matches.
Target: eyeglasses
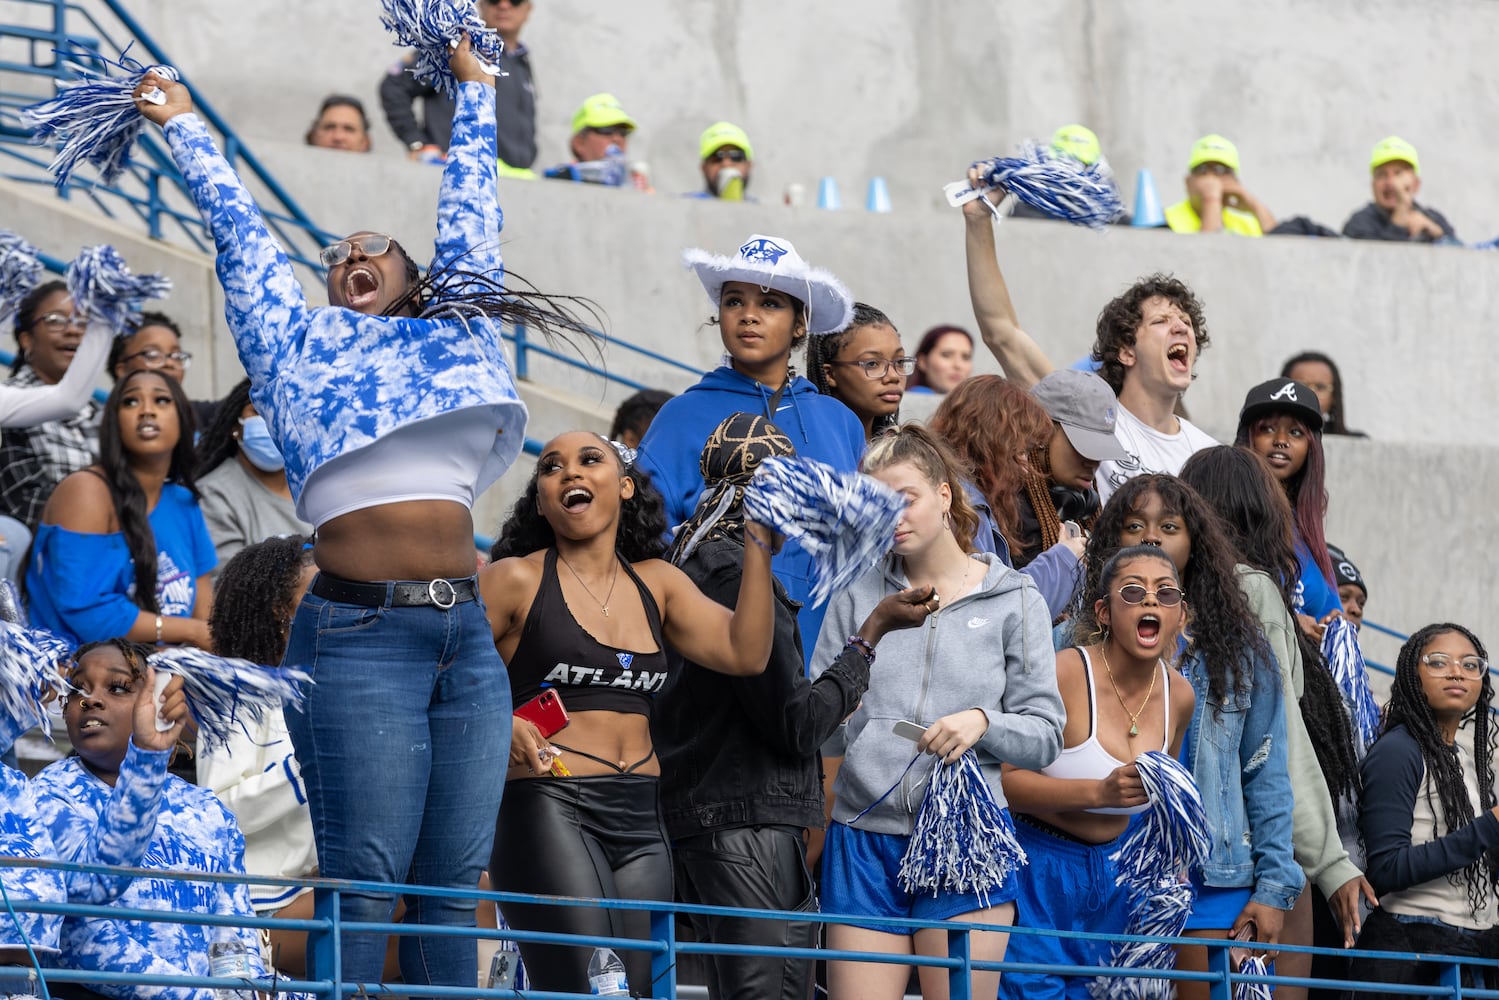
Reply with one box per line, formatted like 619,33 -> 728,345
119,348 -> 192,371
587,126 -> 631,139
1117,584 -> 1184,607
708,148 -> 748,164
828,357 -> 918,380
1419,653 -> 1489,678
319,233 -> 394,268
32,311 -> 85,332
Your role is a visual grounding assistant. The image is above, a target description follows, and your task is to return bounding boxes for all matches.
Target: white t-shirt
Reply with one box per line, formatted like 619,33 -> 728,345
1095,404 -> 1218,504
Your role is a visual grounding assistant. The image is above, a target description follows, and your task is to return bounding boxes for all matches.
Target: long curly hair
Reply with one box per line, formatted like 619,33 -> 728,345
97,371 -> 200,614
1179,446 -> 1361,799
209,535 -> 314,665
861,422 -> 979,553
490,435 -> 668,563
1078,475 -> 1266,710
929,375 -> 1052,556
1382,623 -> 1497,919
193,378 -> 252,479
1232,413 -> 1335,588
11,279 -> 67,376
1091,273 -> 1209,395
1281,351 -> 1354,436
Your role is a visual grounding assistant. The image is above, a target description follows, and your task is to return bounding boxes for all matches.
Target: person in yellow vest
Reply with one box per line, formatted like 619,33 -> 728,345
1165,134 -> 1276,236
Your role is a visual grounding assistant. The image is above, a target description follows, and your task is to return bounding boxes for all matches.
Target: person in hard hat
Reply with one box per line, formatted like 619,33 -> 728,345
1164,134 -> 1276,236
687,121 -> 755,201
1011,124 -> 1130,224
1342,136 -> 1458,243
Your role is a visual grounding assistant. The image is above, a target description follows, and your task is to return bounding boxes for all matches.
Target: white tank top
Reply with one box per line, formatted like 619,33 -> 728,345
1040,647 -> 1170,816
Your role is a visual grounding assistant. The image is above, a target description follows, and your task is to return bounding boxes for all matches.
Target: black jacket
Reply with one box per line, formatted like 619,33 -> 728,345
654,537 -> 870,838
378,47 -> 537,168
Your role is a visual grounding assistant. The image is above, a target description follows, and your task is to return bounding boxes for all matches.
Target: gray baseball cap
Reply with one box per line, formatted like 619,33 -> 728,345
1030,369 -> 1128,462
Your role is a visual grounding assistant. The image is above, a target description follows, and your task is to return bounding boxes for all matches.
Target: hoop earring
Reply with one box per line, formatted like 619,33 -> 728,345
943,510 -> 951,530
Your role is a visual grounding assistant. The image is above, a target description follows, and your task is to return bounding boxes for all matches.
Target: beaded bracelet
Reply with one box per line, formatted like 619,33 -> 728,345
844,635 -> 875,665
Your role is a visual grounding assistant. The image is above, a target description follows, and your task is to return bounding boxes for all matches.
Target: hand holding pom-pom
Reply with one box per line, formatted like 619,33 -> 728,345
133,70 -> 191,127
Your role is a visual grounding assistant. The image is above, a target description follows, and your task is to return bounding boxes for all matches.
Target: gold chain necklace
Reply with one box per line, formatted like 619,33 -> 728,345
1099,644 -> 1159,738
558,552 -> 620,617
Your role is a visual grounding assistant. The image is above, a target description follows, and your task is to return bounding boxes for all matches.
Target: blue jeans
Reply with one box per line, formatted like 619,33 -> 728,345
284,583 -> 511,987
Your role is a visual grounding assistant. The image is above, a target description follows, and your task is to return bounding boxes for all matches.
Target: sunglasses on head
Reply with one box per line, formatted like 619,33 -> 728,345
709,148 -> 748,164
1117,584 -> 1183,607
319,233 -> 394,268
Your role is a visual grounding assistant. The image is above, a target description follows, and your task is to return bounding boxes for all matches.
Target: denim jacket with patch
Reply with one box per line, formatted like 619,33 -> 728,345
1181,644 -> 1303,909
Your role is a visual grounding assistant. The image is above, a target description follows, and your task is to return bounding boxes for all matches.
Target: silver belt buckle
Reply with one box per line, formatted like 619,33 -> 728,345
426,578 -> 458,610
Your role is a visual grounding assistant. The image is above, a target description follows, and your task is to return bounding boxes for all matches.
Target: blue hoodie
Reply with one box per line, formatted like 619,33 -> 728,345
635,364 -> 865,660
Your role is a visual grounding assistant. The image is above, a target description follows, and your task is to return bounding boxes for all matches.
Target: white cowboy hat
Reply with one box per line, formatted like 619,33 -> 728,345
683,234 -> 854,335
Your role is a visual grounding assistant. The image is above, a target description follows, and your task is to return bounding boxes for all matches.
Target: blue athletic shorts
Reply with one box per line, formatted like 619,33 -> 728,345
999,816 -> 1134,1000
1183,870 -> 1252,931
821,820 -> 1018,936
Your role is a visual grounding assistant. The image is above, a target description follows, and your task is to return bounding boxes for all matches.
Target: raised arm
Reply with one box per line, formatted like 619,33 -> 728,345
963,192 -> 1055,388
0,314 -> 111,428
432,37 -> 501,281
657,523 -> 777,676
136,72 -> 305,387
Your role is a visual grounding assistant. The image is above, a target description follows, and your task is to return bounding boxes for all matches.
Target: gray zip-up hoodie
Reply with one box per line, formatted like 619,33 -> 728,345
813,552 -> 1064,836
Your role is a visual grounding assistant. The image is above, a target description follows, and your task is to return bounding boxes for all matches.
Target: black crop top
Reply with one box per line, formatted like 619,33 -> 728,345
508,548 -> 672,717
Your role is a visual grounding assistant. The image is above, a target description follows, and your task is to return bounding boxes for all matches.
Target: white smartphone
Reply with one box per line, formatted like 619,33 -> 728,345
152,671 -> 174,732
892,720 -> 927,743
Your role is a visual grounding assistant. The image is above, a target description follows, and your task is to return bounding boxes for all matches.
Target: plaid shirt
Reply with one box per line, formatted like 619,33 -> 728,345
0,366 -> 100,530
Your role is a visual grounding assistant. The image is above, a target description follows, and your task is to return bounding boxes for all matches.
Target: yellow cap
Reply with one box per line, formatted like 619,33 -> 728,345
699,121 -> 753,162
570,93 -> 637,136
1050,124 -> 1100,166
1370,135 -> 1419,174
1188,134 -> 1240,173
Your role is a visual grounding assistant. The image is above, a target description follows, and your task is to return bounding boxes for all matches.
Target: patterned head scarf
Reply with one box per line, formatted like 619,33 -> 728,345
668,412 -> 794,565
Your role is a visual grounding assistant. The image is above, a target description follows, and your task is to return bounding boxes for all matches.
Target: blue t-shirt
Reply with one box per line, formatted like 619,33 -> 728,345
26,482 -> 217,645
1293,538 -> 1343,622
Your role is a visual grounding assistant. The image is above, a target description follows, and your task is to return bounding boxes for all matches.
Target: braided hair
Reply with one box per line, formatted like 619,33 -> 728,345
97,371 -> 200,614
209,535 -> 314,664
1383,623 -> 1497,919
806,302 -> 901,435
1179,446 -> 1361,799
490,433 -> 667,563
193,378 -> 253,478
1078,475 -> 1268,711
68,637 -> 153,684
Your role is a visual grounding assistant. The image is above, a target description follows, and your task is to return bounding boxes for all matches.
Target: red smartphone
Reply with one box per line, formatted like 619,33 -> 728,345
514,689 -> 569,739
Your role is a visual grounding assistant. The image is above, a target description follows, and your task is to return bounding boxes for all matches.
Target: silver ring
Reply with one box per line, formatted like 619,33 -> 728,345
427,578 -> 457,610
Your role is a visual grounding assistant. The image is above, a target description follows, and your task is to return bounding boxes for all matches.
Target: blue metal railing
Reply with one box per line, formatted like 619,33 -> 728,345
4,858 -> 1499,1000
0,0 -> 704,399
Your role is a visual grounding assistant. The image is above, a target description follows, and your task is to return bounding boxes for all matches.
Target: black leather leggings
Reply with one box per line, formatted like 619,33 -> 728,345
674,825 -> 818,1000
491,774 -> 672,995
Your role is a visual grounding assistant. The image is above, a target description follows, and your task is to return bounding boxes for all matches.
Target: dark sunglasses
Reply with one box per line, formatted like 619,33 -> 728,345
1117,584 -> 1183,607
709,148 -> 748,164
588,126 -> 631,139
319,234 -> 394,268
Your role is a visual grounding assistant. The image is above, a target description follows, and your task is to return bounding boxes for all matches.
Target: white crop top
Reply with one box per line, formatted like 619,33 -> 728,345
1040,647 -> 1170,816
298,409 -> 504,527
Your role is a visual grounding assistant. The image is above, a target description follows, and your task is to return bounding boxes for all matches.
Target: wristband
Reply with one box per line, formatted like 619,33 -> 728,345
844,635 -> 875,665
154,614 -> 164,645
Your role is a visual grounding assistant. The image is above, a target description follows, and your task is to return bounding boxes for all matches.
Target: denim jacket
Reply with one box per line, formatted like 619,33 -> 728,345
1181,644 -> 1303,910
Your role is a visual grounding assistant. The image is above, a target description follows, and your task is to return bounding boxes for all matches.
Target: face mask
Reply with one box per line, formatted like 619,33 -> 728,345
238,416 -> 285,472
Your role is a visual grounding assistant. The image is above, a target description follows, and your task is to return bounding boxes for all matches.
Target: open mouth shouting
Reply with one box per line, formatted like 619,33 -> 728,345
561,486 -> 594,513
1166,342 -> 1190,374
343,265 -> 381,311
1135,612 -> 1163,649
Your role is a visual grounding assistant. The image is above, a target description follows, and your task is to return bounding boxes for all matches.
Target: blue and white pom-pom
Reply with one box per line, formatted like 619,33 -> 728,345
20,47 -> 178,188
1323,616 -> 1380,754
0,621 -> 73,743
897,750 -> 1026,905
950,145 -> 1124,229
380,0 -> 506,97
146,647 -> 310,754
1090,751 -> 1208,1000
1234,954 -> 1274,1000
742,456 -> 905,607
0,230 -> 44,324
66,245 -> 171,333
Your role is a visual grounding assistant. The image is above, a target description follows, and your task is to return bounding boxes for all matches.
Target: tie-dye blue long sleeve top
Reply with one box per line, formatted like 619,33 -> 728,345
163,81 -> 527,525
0,741 -> 169,954
32,753 -> 267,999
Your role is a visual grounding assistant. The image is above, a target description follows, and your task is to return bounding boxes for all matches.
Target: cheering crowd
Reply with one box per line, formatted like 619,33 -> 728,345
0,11 -> 1494,1000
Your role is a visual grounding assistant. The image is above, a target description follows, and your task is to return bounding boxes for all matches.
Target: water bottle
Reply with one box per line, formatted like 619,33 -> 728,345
208,930 -> 255,1000
574,143 -> 628,187
587,946 -> 629,996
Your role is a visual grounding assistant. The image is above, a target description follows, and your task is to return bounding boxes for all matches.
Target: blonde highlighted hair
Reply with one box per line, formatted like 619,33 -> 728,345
861,423 -> 979,552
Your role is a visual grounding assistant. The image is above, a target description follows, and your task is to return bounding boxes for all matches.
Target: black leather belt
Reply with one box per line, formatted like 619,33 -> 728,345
310,573 -> 478,610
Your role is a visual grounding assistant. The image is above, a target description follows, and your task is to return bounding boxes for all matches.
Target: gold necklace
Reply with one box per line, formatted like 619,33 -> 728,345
927,559 -> 973,613
558,551 -> 620,617
1099,644 -> 1159,738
